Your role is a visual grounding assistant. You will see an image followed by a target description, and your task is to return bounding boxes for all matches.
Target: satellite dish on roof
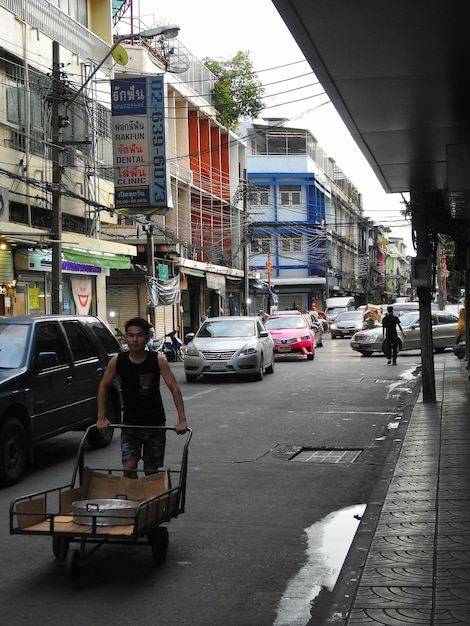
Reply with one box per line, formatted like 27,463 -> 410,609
112,44 -> 129,66
165,49 -> 190,74
150,39 -> 189,74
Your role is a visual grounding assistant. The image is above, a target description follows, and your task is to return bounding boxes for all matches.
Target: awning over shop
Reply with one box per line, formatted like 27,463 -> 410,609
180,267 -> 205,277
63,248 -> 131,269
271,277 -> 326,286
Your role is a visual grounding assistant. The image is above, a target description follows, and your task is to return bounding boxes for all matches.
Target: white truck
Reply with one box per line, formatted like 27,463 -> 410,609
325,297 -> 356,325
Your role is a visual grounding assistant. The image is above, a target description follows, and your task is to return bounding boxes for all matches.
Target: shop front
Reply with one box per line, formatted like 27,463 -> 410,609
270,277 -> 326,312
13,247 -> 132,318
179,259 -> 245,337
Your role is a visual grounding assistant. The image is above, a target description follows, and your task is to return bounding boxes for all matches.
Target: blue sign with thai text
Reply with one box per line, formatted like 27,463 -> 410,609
111,76 -> 171,212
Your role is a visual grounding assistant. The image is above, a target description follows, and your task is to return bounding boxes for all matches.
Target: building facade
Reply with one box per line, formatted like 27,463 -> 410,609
0,0 -> 246,336
101,18 -> 247,339
0,0 -> 136,319
243,121 -> 367,312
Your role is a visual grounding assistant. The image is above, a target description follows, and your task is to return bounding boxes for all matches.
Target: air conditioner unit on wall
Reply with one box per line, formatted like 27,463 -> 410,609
0,186 -> 10,222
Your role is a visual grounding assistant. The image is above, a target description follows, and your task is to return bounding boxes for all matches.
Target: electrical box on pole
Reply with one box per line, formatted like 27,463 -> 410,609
410,257 -> 432,288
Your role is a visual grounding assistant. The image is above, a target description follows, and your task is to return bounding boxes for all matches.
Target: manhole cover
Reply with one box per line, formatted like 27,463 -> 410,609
290,448 -> 362,464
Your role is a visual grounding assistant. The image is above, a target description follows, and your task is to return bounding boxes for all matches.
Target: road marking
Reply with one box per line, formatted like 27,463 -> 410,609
324,411 -> 396,415
183,388 -> 217,400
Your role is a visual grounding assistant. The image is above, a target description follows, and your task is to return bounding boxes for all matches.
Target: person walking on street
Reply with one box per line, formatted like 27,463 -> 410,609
382,305 -> 406,365
97,317 -> 188,477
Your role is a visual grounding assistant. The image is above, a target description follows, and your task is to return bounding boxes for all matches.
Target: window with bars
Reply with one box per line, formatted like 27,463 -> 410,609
250,238 -> 271,255
248,188 -> 270,206
48,0 -> 88,26
3,54 -> 112,179
280,235 -> 303,254
5,61 -> 50,156
279,185 -> 301,206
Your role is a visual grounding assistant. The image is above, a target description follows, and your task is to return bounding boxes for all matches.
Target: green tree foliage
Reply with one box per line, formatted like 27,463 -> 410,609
203,51 -> 265,131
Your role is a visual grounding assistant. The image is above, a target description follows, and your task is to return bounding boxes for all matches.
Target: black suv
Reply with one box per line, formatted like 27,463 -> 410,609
0,315 -> 122,486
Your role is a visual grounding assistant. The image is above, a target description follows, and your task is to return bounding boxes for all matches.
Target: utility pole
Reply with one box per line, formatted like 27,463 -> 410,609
243,171 -> 250,315
147,223 -> 156,327
323,219 -> 329,304
51,41 -> 63,314
365,227 -> 371,303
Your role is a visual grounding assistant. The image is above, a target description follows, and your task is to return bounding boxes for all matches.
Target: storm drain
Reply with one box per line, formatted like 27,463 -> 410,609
290,448 -> 362,464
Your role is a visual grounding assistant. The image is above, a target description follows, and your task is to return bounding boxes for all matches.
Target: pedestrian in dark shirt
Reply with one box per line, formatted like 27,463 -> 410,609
97,317 -> 188,477
382,305 -> 406,365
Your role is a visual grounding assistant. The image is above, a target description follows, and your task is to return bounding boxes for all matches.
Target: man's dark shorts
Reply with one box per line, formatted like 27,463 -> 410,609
121,428 -> 166,470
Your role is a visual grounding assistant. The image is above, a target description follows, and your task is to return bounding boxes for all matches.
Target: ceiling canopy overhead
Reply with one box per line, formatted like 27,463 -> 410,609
272,0 -> 470,195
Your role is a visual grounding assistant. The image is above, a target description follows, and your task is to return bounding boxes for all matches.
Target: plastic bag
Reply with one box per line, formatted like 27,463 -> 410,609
453,342 -> 466,359
458,308 -> 465,336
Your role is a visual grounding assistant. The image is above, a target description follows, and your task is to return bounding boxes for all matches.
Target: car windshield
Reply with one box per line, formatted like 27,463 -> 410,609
399,313 -> 420,327
383,304 -> 419,316
265,316 -> 308,330
197,319 -> 256,338
0,324 -> 30,368
335,312 -> 363,321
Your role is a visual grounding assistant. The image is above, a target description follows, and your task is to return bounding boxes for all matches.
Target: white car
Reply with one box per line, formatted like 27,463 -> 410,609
330,311 -> 366,339
350,310 -> 459,356
184,316 -> 275,382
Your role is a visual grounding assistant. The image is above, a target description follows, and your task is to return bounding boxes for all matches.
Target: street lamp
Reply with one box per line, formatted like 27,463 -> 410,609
50,25 -> 180,314
66,25 -> 180,109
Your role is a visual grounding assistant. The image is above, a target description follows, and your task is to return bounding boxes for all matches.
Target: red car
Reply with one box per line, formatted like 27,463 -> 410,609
265,314 -> 315,360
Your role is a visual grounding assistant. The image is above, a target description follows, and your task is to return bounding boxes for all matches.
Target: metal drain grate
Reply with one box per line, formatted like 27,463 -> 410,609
290,448 -> 362,464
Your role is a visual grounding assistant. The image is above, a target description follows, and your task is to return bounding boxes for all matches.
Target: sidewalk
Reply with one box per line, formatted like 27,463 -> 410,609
325,353 -> 470,625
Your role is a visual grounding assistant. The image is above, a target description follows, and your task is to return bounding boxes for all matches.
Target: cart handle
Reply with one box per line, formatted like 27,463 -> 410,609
73,424 -> 192,487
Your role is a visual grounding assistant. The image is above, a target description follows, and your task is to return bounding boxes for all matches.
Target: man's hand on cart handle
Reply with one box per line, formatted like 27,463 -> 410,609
97,415 -> 110,431
175,416 -> 188,434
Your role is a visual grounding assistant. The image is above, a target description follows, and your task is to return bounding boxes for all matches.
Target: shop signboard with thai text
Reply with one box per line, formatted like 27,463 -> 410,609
111,76 -> 172,213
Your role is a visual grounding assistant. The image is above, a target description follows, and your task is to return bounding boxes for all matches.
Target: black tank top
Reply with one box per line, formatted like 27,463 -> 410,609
116,352 -> 166,426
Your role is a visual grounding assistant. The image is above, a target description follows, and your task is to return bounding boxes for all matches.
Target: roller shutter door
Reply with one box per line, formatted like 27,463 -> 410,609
107,285 -> 141,332
277,293 -> 308,311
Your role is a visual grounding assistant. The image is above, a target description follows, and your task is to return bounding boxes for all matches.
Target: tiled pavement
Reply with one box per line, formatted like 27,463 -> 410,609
324,354 -> 470,625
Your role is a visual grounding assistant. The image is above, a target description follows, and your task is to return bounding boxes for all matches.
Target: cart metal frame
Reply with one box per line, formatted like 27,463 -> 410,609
9,424 -> 192,579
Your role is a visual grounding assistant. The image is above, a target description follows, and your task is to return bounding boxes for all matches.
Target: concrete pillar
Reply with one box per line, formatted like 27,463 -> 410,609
411,191 -> 436,403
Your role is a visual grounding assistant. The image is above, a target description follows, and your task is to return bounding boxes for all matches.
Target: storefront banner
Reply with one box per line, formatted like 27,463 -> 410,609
62,249 -> 130,269
14,249 -> 104,275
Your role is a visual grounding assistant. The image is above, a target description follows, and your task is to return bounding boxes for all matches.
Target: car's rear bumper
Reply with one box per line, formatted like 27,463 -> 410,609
350,339 -> 382,353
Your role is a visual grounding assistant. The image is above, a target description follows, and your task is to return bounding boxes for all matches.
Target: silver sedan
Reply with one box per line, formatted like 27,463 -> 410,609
184,316 -> 275,382
350,310 -> 459,356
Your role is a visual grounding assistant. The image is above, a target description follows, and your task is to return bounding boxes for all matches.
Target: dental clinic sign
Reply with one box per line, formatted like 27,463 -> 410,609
111,76 -> 172,213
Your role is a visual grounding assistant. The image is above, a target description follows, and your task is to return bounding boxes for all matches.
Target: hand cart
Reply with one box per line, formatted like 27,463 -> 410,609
9,424 -> 192,580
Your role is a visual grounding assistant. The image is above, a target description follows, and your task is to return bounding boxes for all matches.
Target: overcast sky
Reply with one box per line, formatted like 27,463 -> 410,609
131,0 -> 413,253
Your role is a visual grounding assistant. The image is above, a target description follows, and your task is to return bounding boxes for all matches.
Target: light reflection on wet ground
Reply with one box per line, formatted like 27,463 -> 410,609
274,503 -> 366,626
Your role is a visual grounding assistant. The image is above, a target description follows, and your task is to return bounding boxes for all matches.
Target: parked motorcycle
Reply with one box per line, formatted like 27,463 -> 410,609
163,329 -> 184,362
114,327 -> 129,351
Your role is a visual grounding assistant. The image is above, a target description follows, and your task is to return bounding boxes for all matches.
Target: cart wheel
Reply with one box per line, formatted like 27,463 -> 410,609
65,549 -> 81,580
52,536 -> 69,561
150,527 -> 169,565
